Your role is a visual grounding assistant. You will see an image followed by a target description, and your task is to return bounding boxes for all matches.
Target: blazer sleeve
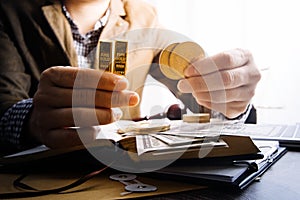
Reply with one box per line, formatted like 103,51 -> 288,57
0,12 -> 32,118
0,8 -> 35,154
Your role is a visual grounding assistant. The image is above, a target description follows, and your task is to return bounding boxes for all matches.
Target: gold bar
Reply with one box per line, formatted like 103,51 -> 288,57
98,40 -> 114,72
113,40 -> 128,76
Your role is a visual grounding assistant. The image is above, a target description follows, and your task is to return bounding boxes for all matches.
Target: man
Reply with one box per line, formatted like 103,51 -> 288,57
0,0 -> 261,154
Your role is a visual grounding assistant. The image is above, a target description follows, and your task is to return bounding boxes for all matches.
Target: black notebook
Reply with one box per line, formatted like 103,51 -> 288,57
154,140 -> 287,189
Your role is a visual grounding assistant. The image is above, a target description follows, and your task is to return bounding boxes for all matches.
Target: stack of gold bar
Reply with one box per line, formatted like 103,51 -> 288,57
98,40 -> 128,75
159,41 -> 205,80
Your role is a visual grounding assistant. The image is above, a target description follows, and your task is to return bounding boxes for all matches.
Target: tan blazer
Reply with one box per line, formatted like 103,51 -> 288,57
41,0 -> 190,119
0,0 -> 197,120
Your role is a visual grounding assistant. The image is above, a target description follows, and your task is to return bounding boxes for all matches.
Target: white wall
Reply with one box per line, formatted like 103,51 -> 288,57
141,0 -> 300,124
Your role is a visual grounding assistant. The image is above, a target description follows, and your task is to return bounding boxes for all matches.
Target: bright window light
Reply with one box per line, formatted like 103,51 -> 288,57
142,0 -> 300,124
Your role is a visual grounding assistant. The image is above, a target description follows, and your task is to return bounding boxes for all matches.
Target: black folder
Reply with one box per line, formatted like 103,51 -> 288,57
154,140 -> 287,189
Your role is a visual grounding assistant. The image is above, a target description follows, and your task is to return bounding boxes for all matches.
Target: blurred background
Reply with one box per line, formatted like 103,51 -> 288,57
140,0 -> 300,125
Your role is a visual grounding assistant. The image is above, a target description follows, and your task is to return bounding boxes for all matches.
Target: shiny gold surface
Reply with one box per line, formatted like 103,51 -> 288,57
159,42 -> 205,80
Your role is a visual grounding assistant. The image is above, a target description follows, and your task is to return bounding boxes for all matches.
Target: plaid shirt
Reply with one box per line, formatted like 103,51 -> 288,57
0,5 -> 109,151
62,5 -> 110,68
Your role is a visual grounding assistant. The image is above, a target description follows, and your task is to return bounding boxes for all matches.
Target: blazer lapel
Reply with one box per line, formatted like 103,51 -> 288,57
41,1 -> 78,67
100,0 -> 129,40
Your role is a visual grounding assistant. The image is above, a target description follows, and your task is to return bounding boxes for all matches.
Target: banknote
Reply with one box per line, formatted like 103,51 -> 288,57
152,133 -> 219,146
136,134 -> 226,156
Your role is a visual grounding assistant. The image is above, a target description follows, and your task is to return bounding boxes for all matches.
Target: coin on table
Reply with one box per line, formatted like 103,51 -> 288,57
182,113 -> 210,123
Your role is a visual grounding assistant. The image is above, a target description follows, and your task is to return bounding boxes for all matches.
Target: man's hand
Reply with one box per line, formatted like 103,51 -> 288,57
27,66 -> 139,149
177,49 -> 261,119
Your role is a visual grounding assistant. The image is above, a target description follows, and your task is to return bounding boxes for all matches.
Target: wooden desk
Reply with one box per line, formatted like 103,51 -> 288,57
142,150 -> 300,200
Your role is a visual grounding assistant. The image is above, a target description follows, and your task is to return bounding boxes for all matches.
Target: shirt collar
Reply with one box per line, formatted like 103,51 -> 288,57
61,4 -> 111,32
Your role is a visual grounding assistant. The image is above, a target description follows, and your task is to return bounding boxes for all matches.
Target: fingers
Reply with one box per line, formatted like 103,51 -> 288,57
196,100 -> 249,119
184,48 -> 252,76
178,48 -> 261,93
178,66 -> 253,92
41,107 -> 123,129
73,89 -> 139,108
190,86 -> 254,118
192,85 -> 256,104
35,86 -> 139,108
40,66 -> 128,91
35,66 -> 139,108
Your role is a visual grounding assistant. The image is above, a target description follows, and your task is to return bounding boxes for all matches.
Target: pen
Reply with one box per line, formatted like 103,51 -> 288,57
233,145 -> 279,172
132,104 -> 185,122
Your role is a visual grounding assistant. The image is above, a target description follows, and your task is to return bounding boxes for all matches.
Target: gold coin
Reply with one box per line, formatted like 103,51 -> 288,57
182,113 -> 210,123
159,42 -> 205,80
159,43 -> 178,67
159,43 -> 183,80
169,42 -> 205,79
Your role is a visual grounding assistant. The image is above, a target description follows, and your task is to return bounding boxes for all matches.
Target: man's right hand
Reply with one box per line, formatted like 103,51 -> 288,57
27,66 -> 139,149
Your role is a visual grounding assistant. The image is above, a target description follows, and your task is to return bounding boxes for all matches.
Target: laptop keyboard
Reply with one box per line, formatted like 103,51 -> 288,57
269,124 -> 300,139
294,125 -> 300,138
280,125 -> 297,138
234,123 -> 300,148
227,123 -> 300,140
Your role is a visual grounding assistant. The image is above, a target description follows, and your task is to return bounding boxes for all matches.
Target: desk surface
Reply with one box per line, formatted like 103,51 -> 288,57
1,150 -> 299,199
143,150 -> 300,200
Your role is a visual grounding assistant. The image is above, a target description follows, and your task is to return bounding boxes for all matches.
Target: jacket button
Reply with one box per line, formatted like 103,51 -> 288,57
117,21 -> 123,26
